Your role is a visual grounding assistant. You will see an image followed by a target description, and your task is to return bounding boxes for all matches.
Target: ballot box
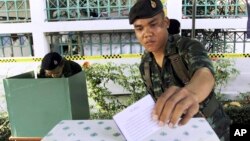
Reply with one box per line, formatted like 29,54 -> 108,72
3,71 -> 90,137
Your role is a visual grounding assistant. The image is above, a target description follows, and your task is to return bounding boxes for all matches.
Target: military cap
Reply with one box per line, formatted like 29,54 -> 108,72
41,52 -> 62,70
129,0 -> 163,24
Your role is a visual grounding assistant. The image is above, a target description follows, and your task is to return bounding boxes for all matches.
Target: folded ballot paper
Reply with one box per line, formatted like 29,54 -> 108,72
113,94 -> 220,141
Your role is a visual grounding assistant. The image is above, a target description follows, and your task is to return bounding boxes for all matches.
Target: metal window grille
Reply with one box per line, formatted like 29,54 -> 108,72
0,0 -> 30,23
46,0 -> 137,21
0,33 -> 33,57
1,30 -> 250,58
182,29 -> 250,53
46,30 -> 250,57
46,31 -> 143,56
182,0 -> 247,18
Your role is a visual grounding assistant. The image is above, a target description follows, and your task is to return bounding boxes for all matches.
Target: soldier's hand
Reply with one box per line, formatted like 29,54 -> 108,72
152,86 -> 199,127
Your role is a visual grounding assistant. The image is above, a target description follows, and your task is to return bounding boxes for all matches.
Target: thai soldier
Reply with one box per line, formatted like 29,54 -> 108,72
128,0 -> 230,140
39,52 -> 82,78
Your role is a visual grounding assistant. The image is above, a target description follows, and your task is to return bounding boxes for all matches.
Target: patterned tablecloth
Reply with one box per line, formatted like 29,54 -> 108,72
42,119 -> 220,141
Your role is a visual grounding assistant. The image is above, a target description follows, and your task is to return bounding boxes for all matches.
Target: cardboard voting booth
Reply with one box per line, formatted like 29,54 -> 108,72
3,71 -> 90,137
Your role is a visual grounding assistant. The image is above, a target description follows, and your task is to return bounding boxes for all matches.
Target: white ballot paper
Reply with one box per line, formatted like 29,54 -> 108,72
113,94 -> 220,141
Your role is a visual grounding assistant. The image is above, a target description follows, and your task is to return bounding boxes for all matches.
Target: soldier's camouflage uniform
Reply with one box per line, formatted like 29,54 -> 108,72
139,35 -> 231,141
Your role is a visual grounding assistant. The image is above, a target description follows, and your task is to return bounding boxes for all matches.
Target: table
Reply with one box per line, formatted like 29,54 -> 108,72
42,119 -> 220,141
42,120 -> 125,141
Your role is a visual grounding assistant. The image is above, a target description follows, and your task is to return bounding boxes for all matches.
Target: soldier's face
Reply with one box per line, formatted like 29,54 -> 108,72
133,12 -> 169,54
45,65 -> 63,78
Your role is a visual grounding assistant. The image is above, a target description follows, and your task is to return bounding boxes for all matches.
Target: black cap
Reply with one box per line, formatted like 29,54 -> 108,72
129,0 -> 163,24
41,52 -> 62,70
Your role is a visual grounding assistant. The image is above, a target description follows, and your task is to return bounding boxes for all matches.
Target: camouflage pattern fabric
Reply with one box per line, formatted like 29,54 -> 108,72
139,36 -> 230,141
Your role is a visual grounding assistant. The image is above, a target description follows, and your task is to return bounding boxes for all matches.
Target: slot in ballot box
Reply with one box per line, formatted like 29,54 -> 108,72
3,71 -> 90,137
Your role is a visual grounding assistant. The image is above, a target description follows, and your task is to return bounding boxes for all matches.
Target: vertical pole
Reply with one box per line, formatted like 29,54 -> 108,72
191,0 -> 196,39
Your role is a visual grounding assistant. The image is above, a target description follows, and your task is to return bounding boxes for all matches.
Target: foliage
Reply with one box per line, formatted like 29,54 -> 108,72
213,59 -> 239,101
224,105 -> 250,124
83,62 -> 146,119
83,58 -> 240,118
223,92 -> 250,124
0,112 -> 11,141
237,92 -> 250,105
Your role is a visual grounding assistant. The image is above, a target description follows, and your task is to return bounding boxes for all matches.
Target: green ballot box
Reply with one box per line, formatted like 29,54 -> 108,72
3,71 -> 90,137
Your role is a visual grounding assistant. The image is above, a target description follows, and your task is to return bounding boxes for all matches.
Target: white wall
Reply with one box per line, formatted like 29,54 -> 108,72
219,58 -> 250,99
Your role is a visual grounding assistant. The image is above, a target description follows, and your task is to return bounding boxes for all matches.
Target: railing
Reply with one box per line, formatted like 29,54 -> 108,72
0,0 -> 30,23
182,30 -> 250,53
1,30 -> 250,57
47,30 -> 250,56
0,33 -> 33,57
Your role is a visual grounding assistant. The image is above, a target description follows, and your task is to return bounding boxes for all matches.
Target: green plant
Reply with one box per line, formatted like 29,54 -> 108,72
213,59 -> 239,101
223,92 -> 250,124
224,105 -> 250,124
237,92 -> 250,104
83,62 -> 146,119
84,58 -> 240,118
0,112 -> 11,141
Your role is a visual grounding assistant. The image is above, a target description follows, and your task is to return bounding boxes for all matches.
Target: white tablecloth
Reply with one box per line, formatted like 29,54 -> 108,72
42,119 -> 220,141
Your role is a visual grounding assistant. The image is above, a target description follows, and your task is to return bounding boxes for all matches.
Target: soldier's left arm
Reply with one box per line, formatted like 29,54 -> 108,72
153,39 -> 216,127
185,67 -> 215,104
170,39 -> 216,125
179,38 -> 216,103
153,69 -> 215,127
